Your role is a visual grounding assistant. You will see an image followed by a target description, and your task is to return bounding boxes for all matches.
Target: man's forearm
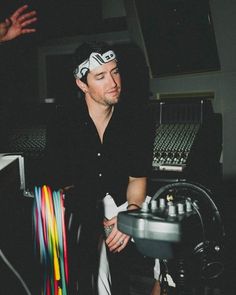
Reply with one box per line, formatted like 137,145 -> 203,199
126,176 -> 147,209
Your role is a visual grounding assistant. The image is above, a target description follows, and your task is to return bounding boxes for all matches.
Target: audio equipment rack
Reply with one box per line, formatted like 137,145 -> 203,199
149,97 -> 222,188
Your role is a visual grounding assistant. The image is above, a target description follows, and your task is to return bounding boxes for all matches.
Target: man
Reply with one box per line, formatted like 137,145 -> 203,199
46,41 -> 152,294
0,4 -> 37,43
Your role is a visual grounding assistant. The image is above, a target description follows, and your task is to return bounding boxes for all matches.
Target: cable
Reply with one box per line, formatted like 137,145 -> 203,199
189,198 -> 207,249
152,181 -> 225,242
33,185 -> 69,295
152,181 -> 225,280
0,249 -> 32,295
189,198 -> 224,279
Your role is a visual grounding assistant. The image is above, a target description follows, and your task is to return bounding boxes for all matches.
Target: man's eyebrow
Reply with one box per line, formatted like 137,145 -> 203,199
94,66 -> 119,77
94,71 -> 105,77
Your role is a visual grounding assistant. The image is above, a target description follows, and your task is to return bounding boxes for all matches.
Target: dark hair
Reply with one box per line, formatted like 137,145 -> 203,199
73,41 -> 113,83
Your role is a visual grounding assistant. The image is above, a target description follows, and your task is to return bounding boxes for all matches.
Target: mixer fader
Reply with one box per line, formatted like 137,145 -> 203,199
152,123 -> 200,172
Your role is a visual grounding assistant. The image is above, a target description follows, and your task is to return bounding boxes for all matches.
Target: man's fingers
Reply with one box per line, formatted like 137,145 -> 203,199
21,28 -> 36,35
10,5 -> 29,20
116,236 -> 129,253
21,17 -> 37,28
106,234 -> 129,252
4,18 -> 11,27
18,11 -> 37,23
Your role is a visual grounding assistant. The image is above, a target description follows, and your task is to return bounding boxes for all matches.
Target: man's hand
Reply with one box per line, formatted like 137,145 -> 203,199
0,4 -> 37,42
104,216 -> 130,253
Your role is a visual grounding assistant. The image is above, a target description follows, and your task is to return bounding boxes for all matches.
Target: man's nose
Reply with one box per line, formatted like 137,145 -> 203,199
108,74 -> 117,86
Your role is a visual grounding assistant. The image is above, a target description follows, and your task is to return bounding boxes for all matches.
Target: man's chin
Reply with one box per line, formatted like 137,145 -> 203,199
106,96 -> 120,106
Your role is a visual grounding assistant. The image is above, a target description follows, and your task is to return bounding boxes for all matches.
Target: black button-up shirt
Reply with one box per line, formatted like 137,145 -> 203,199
46,98 -> 152,219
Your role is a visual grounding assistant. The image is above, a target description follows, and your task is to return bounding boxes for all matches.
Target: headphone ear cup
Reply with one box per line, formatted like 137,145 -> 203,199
193,241 -> 224,280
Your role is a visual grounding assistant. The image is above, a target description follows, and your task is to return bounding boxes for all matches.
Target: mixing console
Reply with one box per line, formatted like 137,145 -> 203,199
152,123 -> 200,172
7,126 -> 46,158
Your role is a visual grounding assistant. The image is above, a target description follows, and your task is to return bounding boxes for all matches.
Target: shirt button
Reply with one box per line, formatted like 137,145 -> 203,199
98,173 -> 102,177
97,152 -> 101,157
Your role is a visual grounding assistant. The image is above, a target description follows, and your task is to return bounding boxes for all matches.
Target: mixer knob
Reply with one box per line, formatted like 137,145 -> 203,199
167,201 -> 174,206
141,202 -> 149,212
168,204 -> 177,217
185,199 -> 192,212
150,200 -> 158,211
177,203 -> 185,214
159,198 -> 166,209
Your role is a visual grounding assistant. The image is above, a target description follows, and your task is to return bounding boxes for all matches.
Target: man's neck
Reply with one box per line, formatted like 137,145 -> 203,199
86,97 -> 113,121
85,97 -> 114,142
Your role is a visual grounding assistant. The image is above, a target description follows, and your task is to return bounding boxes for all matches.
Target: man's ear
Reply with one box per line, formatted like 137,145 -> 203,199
76,79 -> 88,93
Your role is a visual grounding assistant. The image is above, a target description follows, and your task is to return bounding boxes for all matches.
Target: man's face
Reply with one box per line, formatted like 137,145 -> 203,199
79,60 -> 121,107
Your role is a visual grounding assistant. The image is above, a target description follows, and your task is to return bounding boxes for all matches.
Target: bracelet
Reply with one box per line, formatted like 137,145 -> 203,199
126,203 -> 141,210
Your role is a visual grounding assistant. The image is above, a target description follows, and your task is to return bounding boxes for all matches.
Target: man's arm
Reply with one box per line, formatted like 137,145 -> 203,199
0,4 -> 37,43
126,176 -> 147,209
105,176 -> 147,253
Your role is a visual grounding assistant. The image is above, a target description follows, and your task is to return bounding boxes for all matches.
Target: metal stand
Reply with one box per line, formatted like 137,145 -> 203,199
160,258 -> 206,295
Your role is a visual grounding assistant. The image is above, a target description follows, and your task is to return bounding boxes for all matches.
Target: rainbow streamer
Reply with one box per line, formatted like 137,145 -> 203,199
33,185 -> 69,295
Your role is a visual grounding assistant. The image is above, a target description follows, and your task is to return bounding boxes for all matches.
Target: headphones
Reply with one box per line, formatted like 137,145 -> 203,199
151,181 -> 225,280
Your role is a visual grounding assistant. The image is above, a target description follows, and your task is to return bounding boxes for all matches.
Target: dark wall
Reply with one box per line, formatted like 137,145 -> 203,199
0,0 -> 104,104
0,40 -> 38,103
114,42 -> 150,110
135,0 -> 220,77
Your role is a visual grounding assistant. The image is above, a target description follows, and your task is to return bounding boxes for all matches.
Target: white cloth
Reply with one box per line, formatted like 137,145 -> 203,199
74,50 -> 116,79
97,239 -> 112,295
97,194 -> 127,294
103,194 -> 127,220
153,259 -> 161,280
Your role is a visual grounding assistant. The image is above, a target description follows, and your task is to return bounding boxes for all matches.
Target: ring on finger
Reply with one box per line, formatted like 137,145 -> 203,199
119,240 -> 124,245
